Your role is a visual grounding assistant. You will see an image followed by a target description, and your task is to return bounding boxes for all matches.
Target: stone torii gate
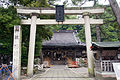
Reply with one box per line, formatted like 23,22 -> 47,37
13,7 -> 104,79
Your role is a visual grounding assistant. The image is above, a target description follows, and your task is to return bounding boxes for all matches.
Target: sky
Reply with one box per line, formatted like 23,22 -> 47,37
98,0 -> 120,7
56,0 -> 120,7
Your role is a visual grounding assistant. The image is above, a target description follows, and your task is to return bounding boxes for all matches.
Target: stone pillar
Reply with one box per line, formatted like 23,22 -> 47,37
83,12 -> 94,76
12,25 -> 22,80
27,13 -> 37,77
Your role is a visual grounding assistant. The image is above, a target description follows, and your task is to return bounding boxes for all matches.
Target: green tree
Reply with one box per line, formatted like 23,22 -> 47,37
9,0 -> 49,7
0,6 -> 20,64
0,0 -> 53,66
0,6 -> 20,54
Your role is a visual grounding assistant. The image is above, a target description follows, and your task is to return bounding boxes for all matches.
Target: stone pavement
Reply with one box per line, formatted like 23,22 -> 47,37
69,67 -> 89,77
31,65 -> 95,80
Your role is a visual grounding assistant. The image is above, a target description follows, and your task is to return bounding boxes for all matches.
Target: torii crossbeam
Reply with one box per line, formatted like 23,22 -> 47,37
21,19 -> 103,25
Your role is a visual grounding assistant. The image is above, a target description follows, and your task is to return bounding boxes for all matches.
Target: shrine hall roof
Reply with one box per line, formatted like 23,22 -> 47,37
92,42 -> 120,48
42,30 -> 85,47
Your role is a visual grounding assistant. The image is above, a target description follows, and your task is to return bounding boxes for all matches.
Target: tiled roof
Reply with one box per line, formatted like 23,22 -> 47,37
92,42 -> 120,48
42,30 -> 85,47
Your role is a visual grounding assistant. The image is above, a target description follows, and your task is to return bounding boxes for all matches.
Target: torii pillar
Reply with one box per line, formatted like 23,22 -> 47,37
83,12 -> 94,76
27,13 -> 38,77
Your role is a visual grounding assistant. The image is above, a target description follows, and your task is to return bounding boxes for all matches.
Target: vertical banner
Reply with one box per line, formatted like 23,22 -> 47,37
12,25 -> 21,80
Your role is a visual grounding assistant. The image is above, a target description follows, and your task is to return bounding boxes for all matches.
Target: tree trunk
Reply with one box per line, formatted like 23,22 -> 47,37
96,26 -> 101,42
109,0 -> 120,27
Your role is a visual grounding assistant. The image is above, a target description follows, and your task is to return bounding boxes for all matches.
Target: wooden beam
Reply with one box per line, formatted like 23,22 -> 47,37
21,19 -> 103,25
17,8 -> 104,15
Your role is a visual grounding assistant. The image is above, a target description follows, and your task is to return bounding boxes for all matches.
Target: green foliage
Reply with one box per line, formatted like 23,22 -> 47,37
35,26 -> 53,57
71,0 -> 83,5
10,0 -> 50,7
28,0 -> 49,7
0,6 -> 20,55
77,26 -> 85,42
100,6 -> 120,41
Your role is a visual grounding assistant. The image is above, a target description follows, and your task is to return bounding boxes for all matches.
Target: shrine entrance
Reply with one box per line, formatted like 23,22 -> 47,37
13,7 -> 104,79
52,52 -> 65,65
43,51 -> 66,65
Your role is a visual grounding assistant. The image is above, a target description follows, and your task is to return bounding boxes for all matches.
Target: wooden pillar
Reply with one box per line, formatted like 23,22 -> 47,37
83,12 -> 94,76
41,51 -> 44,64
74,51 -> 76,61
75,51 -> 77,61
99,49 -> 102,61
27,13 -> 37,77
12,25 -> 22,80
51,51 -> 53,64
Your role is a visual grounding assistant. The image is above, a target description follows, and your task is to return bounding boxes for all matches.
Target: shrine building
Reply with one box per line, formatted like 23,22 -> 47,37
42,30 -> 86,66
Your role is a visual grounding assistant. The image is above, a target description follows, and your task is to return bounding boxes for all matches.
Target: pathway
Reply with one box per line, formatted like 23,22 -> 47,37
31,65 -> 95,80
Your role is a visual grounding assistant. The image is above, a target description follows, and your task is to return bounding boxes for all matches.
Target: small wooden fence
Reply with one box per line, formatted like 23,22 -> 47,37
94,60 -> 120,72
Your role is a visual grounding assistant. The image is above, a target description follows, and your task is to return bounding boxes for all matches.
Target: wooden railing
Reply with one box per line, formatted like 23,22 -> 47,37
95,60 -> 120,72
